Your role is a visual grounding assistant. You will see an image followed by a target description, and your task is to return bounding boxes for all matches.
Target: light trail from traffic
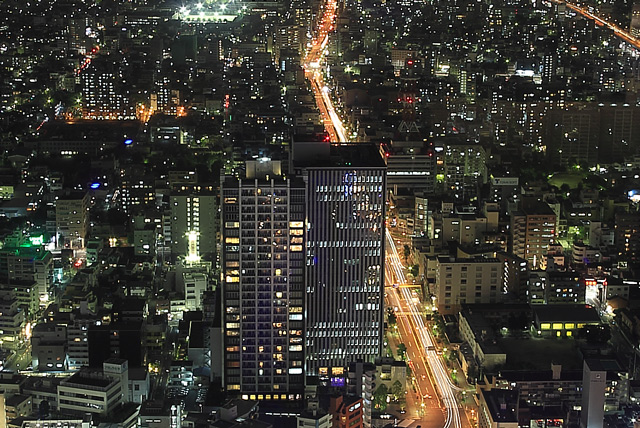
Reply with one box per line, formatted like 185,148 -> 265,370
550,0 -> 640,49
386,230 -> 464,428
303,0 -> 349,142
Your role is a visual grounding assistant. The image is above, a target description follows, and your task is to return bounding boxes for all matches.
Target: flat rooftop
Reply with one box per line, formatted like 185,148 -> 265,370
533,304 -> 600,323
294,143 -> 386,168
62,372 -> 115,389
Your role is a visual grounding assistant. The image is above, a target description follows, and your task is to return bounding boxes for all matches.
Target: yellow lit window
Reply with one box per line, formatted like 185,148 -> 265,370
291,245 -> 302,251
332,367 -> 344,375
552,323 -> 563,330
566,331 -> 572,337
577,323 -> 586,329
564,323 -> 575,329
319,367 -> 328,375
228,385 -> 240,390
225,237 -> 239,244
540,323 -> 551,330
556,331 -> 561,337
289,221 -> 303,228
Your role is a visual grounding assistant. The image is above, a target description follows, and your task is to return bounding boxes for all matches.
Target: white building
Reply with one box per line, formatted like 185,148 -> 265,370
57,370 -> 123,416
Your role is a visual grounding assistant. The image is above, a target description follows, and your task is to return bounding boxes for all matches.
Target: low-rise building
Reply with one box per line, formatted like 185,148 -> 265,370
0,296 -> 26,349
328,396 -> 364,428
57,370 -> 123,416
5,394 -> 31,421
458,309 -> 506,370
477,388 -> 519,428
138,401 -> 182,428
532,305 -> 600,338
297,401 -> 331,428
31,323 -> 67,371
0,281 -> 38,321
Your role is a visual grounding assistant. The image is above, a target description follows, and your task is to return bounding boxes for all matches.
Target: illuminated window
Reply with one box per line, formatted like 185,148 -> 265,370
225,237 -> 240,244
566,331 -> 572,337
552,323 -> 563,330
540,323 -> 551,330
332,367 -> 344,375
289,221 -> 303,228
291,245 -> 302,252
319,367 -> 328,375
564,323 -> 575,329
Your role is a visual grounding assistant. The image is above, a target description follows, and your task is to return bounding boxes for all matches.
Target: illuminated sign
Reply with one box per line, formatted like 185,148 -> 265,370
330,377 -> 345,387
29,235 -> 44,246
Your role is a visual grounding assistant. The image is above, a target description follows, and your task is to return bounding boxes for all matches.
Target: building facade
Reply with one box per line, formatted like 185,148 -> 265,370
56,191 -> 89,249
434,257 -> 503,314
301,146 -> 386,376
510,201 -> 556,269
221,160 -> 305,400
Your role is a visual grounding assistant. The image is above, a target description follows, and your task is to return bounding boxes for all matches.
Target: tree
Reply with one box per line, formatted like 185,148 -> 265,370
387,309 -> 397,326
391,379 -> 404,400
403,244 -> 411,262
397,343 -> 407,360
373,384 -> 389,411
38,400 -> 50,419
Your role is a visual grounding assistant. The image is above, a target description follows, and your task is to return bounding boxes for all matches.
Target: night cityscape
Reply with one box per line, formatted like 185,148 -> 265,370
0,0 -> 640,426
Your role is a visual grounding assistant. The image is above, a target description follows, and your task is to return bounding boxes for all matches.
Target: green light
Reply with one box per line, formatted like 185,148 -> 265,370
29,235 -> 44,246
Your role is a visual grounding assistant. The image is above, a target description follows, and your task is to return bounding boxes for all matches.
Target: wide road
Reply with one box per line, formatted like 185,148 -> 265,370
303,0 -> 349,142
385,230 -> 470,428
550,0 -> 640,49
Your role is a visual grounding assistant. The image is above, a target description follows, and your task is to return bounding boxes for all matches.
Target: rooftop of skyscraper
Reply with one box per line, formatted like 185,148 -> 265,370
293,142 -> 386,169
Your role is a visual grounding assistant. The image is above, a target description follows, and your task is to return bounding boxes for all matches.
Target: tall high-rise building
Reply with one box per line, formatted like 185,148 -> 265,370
294,143 -> 386,377
221,145 -> 386,397
170,187 -> 217,262
510,200 -> 556,270
221,160 -> 305,400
